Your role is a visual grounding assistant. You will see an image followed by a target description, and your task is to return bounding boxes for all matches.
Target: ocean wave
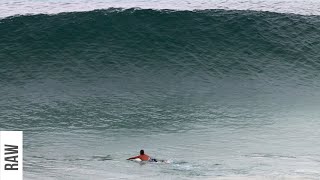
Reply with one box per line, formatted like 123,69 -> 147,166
1,9 -> 320,87
1,0 -> 320,19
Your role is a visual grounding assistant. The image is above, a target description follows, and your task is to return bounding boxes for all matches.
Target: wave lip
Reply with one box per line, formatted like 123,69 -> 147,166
1,0 -> 320,18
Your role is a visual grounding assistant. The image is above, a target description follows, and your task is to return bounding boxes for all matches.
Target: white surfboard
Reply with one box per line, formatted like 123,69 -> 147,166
132,158 -> 142,162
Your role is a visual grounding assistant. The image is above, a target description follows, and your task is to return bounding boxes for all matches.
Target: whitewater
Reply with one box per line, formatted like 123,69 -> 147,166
1,0 -> 320,18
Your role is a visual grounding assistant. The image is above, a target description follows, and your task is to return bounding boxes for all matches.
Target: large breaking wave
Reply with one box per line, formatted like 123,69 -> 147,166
1,9 -> 320,87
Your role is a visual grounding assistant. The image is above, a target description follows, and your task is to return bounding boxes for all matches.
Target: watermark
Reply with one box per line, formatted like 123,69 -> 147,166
0,131 -> 23,180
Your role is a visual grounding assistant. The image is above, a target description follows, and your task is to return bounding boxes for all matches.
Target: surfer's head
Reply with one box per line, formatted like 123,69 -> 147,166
140,150 -> 144,155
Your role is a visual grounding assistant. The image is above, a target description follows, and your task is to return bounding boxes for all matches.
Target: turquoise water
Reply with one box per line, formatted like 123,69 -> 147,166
1,7 -> 320,179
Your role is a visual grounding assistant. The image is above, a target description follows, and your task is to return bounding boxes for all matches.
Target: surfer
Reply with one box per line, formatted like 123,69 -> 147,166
127,150 -> 158,162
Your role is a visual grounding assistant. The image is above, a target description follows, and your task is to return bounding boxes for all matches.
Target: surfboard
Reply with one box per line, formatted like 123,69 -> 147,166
132,158 -> 142,162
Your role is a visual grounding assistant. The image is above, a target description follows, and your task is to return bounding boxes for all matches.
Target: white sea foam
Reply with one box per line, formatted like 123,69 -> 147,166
204,175 -> 316,180
1,0 -> 320,18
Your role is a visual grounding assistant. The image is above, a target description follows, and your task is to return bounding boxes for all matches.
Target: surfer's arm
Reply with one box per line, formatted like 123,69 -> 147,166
127,155 -> 140,160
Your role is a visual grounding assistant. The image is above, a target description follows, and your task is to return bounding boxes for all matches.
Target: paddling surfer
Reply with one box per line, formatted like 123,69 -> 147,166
127,150 -> 158,162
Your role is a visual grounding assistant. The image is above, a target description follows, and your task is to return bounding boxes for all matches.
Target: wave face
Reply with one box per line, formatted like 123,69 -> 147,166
2,9 -> 320,180
1,9 -> 320,130
1,9 -> 320,86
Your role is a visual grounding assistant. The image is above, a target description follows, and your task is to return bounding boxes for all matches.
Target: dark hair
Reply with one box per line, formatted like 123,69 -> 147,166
140,150 -> 144,155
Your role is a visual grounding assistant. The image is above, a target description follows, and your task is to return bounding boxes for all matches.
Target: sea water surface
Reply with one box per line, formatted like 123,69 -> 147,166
1,1 -> 320,179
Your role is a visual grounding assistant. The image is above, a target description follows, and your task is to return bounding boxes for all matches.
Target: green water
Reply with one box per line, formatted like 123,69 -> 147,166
1,9 -> 320,179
